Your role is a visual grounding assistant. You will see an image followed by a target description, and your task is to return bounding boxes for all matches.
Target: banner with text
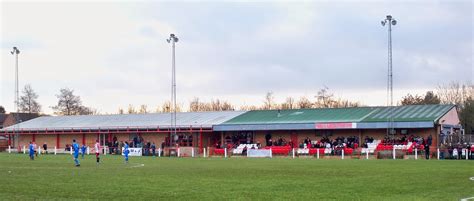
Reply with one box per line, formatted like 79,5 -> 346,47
122,148 -> 142,156
247,149 -> 272,158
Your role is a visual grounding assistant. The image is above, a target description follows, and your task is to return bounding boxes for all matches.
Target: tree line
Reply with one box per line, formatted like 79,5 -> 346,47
0,85 -> 95,116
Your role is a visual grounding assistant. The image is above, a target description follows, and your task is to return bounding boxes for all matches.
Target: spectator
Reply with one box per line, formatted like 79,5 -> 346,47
119,141 -> 124,154
33,142 -> 38,157
425,143 -> 430,160
114,140 -> 119,154
453,146 -> 458,159
42,143 -> 48,154
265,133 -> 272,146
81,144 -> 87,159
65,144 -> 70,151
242,146 -> 248,155
108,141 -> 113,154
151,142 -> 156,157
143,142 -> 149,156
161,141 -> 165,156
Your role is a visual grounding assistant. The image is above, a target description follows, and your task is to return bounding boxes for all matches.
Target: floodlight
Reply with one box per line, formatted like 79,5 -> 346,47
11,47 -> 20,54
381,21 -> 386,26
392,20 -> 397,25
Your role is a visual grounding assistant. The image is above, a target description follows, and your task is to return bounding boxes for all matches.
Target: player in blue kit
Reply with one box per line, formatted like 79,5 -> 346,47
123,141 -> 129,164
72,139 -> 80,167
81,144 -> 87,159
29,142 -> 35,160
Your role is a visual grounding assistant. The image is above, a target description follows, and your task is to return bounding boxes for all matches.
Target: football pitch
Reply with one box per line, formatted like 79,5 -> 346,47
0,153 -> 472,200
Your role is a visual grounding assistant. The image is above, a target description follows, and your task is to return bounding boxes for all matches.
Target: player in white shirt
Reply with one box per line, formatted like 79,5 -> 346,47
95,140 -> 101,164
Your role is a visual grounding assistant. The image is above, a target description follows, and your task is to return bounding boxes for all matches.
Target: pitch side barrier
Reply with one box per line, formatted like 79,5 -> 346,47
4,146 -> 473,160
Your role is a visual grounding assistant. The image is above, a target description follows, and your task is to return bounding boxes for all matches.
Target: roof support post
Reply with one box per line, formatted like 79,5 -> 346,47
199,128 -> 203,153
221,131 -> 224,148
56,134 -> 60,149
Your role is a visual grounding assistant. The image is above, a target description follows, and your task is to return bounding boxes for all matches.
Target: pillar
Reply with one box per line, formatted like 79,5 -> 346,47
56,134 -> 60,149
199,130 -> 203,153
220,132 -> 224,147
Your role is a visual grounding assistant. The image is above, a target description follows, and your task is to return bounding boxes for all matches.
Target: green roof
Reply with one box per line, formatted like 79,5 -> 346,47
362,104 -> 454,122
222,104 -> 455,125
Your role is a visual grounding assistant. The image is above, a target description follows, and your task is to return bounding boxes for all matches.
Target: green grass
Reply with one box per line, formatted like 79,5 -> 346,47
0,153 -> 472,200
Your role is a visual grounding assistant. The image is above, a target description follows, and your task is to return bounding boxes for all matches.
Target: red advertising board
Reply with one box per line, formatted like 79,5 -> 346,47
315,122 -> 355,129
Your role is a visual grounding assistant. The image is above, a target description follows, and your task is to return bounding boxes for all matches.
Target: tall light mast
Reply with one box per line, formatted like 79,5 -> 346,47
381,15 -> 397,137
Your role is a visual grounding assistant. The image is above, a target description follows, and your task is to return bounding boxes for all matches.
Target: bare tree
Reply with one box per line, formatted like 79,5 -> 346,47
437,82 -> 473,108
19,84 -> 41,113
239,104 -> 259,111
220,100 -> 235,111
332,98 -> 361,108
161,101 -> 171,113
189,97 -> 210,112
0,106 -> 5,113
161,101 -> 182,113
84,107 -> 99,115
315,86 -> 334,108
139,104 -> 148,114
263,91 -> 275,110
297,96 -> 312,109
189,98 -> 234,112
127,104 -> 136,114
280,97 -> 295,110
118,107 -> 124,114
51,88 -> 92,115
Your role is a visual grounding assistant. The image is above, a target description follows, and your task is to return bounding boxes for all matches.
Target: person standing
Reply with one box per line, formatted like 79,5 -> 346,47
424,143 -> 430,160
123,141 -> 130,164
42,143 -> 48,154
72,139 -> 80,167
33,142 -> 38,157
81,144 -> 87,159
151,142 -> 156,157
28,142 -> 35,160
94,140 -> 101,164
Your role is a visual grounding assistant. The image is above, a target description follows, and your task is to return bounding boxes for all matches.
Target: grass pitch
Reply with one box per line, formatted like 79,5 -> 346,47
0,153 -> 472,200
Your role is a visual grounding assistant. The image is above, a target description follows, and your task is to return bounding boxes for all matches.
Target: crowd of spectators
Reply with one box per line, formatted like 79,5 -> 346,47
378,135 -> 432,148
302,136 -> 359,149
439,143 -> 473,159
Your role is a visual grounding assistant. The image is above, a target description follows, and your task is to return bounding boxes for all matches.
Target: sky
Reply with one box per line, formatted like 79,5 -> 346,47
0,0 -> 472,114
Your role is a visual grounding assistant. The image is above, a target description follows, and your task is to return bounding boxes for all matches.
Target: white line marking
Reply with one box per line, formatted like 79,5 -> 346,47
128,163 -> 145,168
469,177 -> 474,181
461,196 -> 474,201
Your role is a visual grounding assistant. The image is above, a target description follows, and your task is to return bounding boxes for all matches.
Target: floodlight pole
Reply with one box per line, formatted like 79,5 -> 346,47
381,15 -> 396,138
10,47 -> 20,147
167,34 -> 178,148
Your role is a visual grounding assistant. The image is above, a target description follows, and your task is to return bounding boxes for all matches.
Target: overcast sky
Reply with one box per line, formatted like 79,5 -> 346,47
1,0 -> 472,114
